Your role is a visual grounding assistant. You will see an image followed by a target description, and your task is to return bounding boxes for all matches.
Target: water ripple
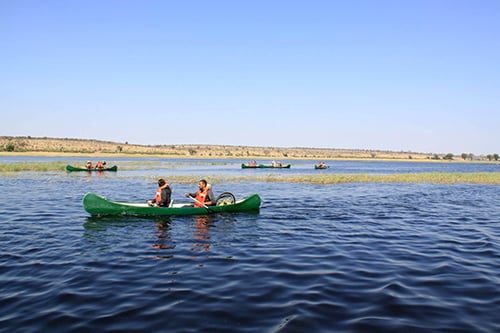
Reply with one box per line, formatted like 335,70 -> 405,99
1,171 -> 499,332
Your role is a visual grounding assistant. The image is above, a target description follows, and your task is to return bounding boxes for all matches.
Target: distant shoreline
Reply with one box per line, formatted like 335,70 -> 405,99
0,136 -> 493,162
1,151 -> 493,164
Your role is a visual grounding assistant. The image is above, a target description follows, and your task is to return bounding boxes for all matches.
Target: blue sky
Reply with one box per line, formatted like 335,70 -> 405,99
1,0 -> 499,155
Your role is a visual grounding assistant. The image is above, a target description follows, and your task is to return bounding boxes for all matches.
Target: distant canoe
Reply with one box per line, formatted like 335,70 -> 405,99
314,164 -> 329,169
241,163 -> 291,169
66,165 -> 118,172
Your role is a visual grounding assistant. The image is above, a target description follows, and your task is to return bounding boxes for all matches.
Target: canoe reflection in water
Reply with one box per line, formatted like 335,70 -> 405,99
152,219 -> 175,256
152,216 -> 213,258
192,215 -> 213,253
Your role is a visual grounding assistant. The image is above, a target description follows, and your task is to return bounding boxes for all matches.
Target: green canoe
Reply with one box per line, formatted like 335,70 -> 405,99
66,165 -> 118,172
83,192 -> 261,216
241,163 -> 291,169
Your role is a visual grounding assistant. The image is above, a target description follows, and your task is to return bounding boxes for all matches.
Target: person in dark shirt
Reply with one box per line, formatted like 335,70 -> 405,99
147,178 -> 172,207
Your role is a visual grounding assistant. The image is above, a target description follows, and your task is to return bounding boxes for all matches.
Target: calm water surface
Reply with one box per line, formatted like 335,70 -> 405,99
1,158 -> 499,332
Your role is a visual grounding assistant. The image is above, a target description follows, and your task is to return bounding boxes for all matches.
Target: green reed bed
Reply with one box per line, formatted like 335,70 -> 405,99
160,173 -> 500,185
144,175 -> 213,184
117,160 -> 163,170
101,160 -> 232,170
1,163 -> 499,185
233,172 -> 500,184
0,161 -> 68,172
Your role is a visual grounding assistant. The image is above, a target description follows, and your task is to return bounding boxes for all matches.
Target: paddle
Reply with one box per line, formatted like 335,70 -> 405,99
187,196 -> 213,213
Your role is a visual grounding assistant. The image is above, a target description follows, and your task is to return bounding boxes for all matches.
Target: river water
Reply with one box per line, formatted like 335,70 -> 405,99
0,157 -> 499,332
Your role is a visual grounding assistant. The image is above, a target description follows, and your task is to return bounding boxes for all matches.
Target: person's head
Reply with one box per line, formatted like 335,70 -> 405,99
198,179 -> 207,189
158,178 -> 166,187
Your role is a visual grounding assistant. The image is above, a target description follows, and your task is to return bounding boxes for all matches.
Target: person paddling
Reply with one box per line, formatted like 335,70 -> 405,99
185,179 -> 216,207
148,178 -> 172,207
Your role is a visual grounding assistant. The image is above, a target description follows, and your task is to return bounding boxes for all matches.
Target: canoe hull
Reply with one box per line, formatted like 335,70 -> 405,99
66,165 -> 117,172
83,193 -> 261,216
314,165 -> 329,169
241,163 -> 291,169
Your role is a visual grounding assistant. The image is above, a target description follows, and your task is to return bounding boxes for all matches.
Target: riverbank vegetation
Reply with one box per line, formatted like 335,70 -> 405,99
3,136 -> 493,161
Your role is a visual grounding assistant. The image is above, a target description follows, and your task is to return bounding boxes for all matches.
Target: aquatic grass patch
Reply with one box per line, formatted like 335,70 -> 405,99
157,173 -> 500,185
119,160 -> 232,170
144,175 -> 212,184
0,161 -> 67,172
117,160 -> 164,170
376,172 -> 500,184
222,172 -> 500,184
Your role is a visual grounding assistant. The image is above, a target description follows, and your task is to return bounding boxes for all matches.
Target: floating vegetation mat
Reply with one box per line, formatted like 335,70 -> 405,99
157,173 -> 500,185
1,162 -> 499,185
0,161 -> 68,172
246,172 -> 500,184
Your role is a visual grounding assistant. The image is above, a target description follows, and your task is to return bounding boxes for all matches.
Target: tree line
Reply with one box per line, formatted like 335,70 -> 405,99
440,153 -> 499,161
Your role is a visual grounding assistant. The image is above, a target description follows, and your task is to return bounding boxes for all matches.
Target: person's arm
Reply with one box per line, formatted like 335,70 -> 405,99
206,189 -> 216,206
